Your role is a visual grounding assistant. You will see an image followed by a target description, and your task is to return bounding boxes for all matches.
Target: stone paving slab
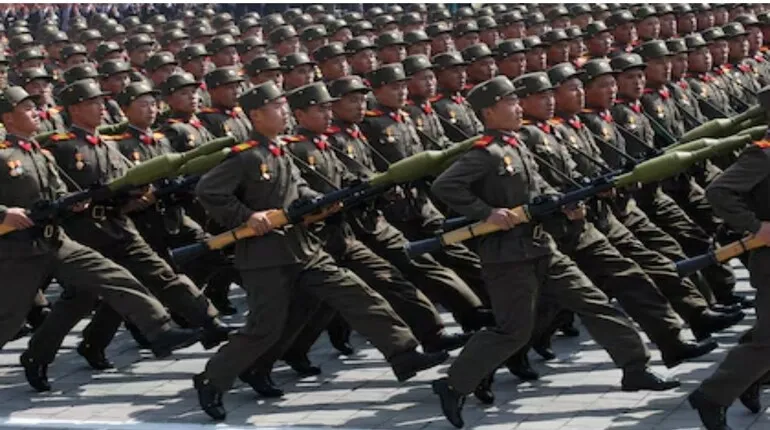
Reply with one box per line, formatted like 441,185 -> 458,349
0,261 -> 763,429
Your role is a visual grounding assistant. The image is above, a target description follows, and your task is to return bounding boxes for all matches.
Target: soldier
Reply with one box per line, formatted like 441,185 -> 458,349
404,30 -> 431,58
17,67 -> 66,133
607,9 -> 639,54
635,6 -> 661,42
689,88 -> 770,430
585,21 -> 614,59
197,67 -> 251,142
666,38 -> 710,131
684,33 -> 737,122
657,5 -> 678,39
346,37 -> 378,78
269,25 -> 301,58
327,19 -> 352,45
496,39 -> 527,80
0,86 -> 199,391
431,76 -> 678,429
361,64 -> 490,304
523,36 -> 548,72
375,32 -> 407,65
280,52 -> 316,92
178,44 -> 212,108
191,81 -> 449,420
461,43 -> 497,90
477,17 -> 499,49
125,34 -> 155,83
431,52 -> 484,143
313,42 -> 350,82
161,73 -> 216,153
736,14 -> 770,86
609,53 -> 739,304
145,51 -> 179,89
160,29 -> 189,57
97,59 -> 131,125
453,21 -> 480,53
255,81 -> 470,390
703,27 -> 749,114
33,79 -> 231,358
723,22 -> 762,106
543,29 -> 571,67
425,22 -> 454,56
403,55 -> 451,151
498,10 -> 526,40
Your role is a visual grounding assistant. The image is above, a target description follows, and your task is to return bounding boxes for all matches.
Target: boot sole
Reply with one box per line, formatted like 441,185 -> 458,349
395,352 -> 449,382
152,334 -> 202,358
663,340 -> 719,369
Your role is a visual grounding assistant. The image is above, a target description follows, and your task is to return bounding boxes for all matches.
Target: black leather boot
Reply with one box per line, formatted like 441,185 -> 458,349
283,353 -> 321,377
660,337 -> 718,368
739,381 -> 761,414
327,316 -> 354,355
473,372 -> 495,405
239,370 -> 284,398
390,349 -> 449,382
432,378 -> 466,428
200,318 -> 234,350
150,327 -> 202,358
193,373 -> 226,421
20,351 -> 50,392
505,347 -> 539,381
621,368 -> 680,391
688,389 -> 731,430
77,342 -> 114,370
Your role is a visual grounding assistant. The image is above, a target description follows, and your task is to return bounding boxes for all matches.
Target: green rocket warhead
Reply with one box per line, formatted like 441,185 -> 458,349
677,104 -> 763,144
96,120 -> 129,136
106,136 -> 236,190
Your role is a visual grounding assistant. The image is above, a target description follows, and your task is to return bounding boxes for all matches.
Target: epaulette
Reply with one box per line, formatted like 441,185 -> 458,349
153,131 -> 165,140
754,139 -> 770,149
325,125 -> 342,135
429,94 -> 444,103
473,135 -> 494,148
281,135 -> 307,143
50,132 -> 75,142
233,106 -> 243,114
365,109 -> 385,117
199,107 -> 218,114
49,106 -> 63,114
167,118 -> 182,124
101,132 -> 131,141
0,141 -> 9,149
581,108 -> 598,114
549,117 -> 564,125
521,119 -> 533,125
230,140 -> 259,153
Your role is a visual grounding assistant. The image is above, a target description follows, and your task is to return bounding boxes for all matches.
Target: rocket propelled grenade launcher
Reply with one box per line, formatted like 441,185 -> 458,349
0,136 -> 237,237
676,236 -> 766,277
169,137 -> 481,265
405,134 -> 753,257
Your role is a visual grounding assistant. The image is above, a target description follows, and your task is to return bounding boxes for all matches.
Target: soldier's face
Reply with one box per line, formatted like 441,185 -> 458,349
521,90 -> 554,121
748,27 -> 764,53
569,39 -> 585,59
213,47 -> 240,67
501,23 -> 526,40
437,66 -> 466,92
375,81 -> 407,108
407,42 -> 431,58
613,23 -> 637,44
637,17 -> 660,41
588,32 -> 614,56
432,33 -> 454,55
498,53 -> 526,79
525,48 -> 547,72
455,33 -> 480,52
284,65 -> 314,90
679,14 -> 697,35
572,15 -> 593,29
585,75 -> 617,109
407,69 -> 437,98
23,78 -> 49,99
645,58 -> 671,85
468,57 -> 497,82
333,91 -> 367,123
487,95 -> 522,131
72,97 -> 105,129
617,69 -> 646,100
168,85 -> 199,114
378,45 -> 407,64
0,65 -> 8,89
6,99 -> 40,135
660,15 -> 677,38
65,54 -> 88,68
151,64 -> 179,87
697,12 -> 715,31
126,94 -> 157,129
130,45 -> 153,67
351,49 -> 377,74
709,40 -> 729,66
101,72 -> 131,95
728,36 -> 749,60
688,47 -> 712,72
331,28 -> 353,44
321,56 -> 350,81
547,41 -> 570,65
212,82 -> 242,108
252,97 -> 288,136
183,57 -> 208,79
296,102 -> 332,133
554,78 -> 584,114
671,54 -> 688,79
714,9 -> 729,26
276,37 -> 301,57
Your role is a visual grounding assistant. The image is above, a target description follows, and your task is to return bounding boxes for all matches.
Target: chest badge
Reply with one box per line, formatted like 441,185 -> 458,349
448,110 -> 457,124
346,144 -> 355,158
75,153 -> 85,170
132,151 -> 142,165
385,127 -> 395,143
307,155 -> 317,169
416,117 -> 424,130
260,163 -> 271,180
656,104 -> 665,118
7,160 -> 22,177
503,155 -> 515,174
187,134 -> 196,148
602,127 -> 611,140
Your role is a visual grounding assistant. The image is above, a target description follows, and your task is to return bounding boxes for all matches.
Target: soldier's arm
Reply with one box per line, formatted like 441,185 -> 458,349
195,155 -> 253,228
431,149 -> 495,221
705,146 -> 770,234
290,158 -> 323,200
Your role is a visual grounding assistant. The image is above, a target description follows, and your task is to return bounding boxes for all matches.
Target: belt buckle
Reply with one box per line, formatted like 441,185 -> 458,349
43,224 -> 55,238
533,224 -> 544,239
91,205 -> 106,221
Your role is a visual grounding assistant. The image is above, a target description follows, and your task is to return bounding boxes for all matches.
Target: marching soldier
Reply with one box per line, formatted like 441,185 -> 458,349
17,67 -> 66,133
97,59 -> 131,125
431,76 -> 678,429
431,52 -> 484,143
0,86 -> 198,390
177,44 -> 212,108
403,55 -> 452,151
191,81 -> 449,420
723,22 -> 762,106
496,39 -> 527,80
683,33 -> 738,122
462,43 -> 497,89
689,88 -> 770,430
160,73 -> 216,153
197,67 -> 251,142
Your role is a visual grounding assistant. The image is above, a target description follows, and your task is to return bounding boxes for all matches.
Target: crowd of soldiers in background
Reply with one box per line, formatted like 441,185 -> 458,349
0,3 -> 769,430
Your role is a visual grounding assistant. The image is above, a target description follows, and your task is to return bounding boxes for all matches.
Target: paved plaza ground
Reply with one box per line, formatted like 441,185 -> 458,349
0,261 -> 764,430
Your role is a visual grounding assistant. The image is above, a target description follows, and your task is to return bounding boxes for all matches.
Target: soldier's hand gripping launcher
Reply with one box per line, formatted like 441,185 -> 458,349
675,235 -> 766,277
169,136 -> 480,264
405,134 -> 753,257
0,136 -> 236,236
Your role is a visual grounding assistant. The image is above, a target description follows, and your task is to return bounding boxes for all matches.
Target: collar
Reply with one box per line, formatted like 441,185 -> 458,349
616,97 -> 642,113
6,133 -> 39,152
250,131 -> 284,156
557,113 -> 583,129
644,86 -> 670,99
129,124 -> 156,145
484,128 -> 520,146
71,125 -> 102,146
296,128 -> 330,150
522,116 -> 553,134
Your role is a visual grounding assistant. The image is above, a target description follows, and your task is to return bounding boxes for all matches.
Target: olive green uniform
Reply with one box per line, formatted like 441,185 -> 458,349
196,130 -> 420,392
405,97 -> 453,151
28,126 -> 218,362
430,90 -> 483,143
697,139 -> 770,405
685,71 -> 738,123
360,103 -> 488,302
432,128 -> 649,394
197,106 -> 252,142
0,133 -> 172,351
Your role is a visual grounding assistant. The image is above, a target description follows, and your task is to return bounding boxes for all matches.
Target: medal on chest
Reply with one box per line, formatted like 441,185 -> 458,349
385,127 -> 395,143
7,160 -> 22,177
132,151 -> 142,165
655,104 -> 665,119
416,117 -> 424,130
187,134 -> 196,148
627,115 -> 637,130
602,127 -> 611,140
503,155 -> 515,174
307,155 -> 317,170
75,152 -> 85,170
260,163 -> 271,180
448,110 -> 457,124
346,144 -> 355,158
